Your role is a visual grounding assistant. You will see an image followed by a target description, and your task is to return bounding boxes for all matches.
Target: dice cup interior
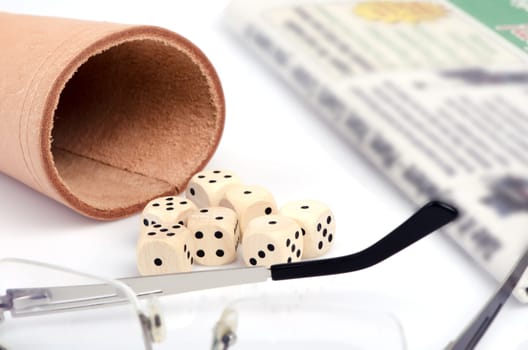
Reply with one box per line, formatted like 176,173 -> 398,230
0,13 -> 225,220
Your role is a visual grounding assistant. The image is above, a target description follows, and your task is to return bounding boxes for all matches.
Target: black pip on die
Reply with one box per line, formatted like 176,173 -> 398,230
142,196 -> 197,228
185,170 -> 241,207
220,185 -> 277,238
279,200 -> 336,258
187,207 -> 239,266
242,215 -> 303,267
137,224 -> 194,275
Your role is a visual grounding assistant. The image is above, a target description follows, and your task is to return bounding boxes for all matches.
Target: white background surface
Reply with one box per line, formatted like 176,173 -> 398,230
0,1 -> 526,349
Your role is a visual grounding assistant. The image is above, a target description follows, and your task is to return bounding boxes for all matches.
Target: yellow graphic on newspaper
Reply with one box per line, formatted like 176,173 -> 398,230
354,2 -> 448,23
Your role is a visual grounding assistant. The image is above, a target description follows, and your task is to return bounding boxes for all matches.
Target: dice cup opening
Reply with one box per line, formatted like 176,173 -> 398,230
42,28 -> 225,220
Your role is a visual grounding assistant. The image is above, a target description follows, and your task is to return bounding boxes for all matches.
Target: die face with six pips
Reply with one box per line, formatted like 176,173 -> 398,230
242,215 -> 303,268
142,196 -> 197,228
185,170 -> 241,208
136,224 -> 194,275
187,207 -> 239,266
280,200 -> 336,258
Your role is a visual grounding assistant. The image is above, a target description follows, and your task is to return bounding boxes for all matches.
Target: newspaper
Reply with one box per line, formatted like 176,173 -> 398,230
224,0 -> 528,302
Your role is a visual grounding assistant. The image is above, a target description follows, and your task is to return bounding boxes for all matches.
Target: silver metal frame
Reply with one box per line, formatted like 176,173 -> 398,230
0,267 -> 270,318
0,258 -> 176,350
445,247 -> 528,350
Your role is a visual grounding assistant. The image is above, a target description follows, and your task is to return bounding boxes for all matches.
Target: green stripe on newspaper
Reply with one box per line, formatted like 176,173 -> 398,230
450,0 -> 528,52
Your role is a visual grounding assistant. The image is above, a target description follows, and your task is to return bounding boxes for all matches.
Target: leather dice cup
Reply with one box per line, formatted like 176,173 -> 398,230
0,12 -> 225,220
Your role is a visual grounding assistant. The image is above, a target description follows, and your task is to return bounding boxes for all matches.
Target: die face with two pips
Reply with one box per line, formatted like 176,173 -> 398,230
242,215 -> 303,268
279,200 -> 335,258
220,185 -> 277,238
137,224 -> 194,276
185,170 -> 241,208
142,196 -> 197,228
187,207 -> 239,266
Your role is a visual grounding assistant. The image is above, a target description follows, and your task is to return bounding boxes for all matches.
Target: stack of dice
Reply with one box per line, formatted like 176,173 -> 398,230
137,170 -> 336,276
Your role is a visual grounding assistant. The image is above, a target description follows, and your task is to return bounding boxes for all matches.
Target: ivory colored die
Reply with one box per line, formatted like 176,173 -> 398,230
279,200 -> 336,258
185,170 -> 241,207
137,224 -> 194,275
242,215 -> 303,267
220,185 -> 277,237
187,207 -> 239,266
142,196 -> 197,228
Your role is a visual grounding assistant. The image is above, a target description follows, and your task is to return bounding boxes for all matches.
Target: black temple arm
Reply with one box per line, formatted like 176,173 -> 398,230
270,201 -> 458,281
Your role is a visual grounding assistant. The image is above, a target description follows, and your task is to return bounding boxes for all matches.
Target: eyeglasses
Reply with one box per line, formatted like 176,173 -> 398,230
0,201 -> 457,349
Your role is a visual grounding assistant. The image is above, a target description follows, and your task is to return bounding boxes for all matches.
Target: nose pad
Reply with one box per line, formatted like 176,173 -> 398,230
212,307 -> 238,350
147,298 -> 166,343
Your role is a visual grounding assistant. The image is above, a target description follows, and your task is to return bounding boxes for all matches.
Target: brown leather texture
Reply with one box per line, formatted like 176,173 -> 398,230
0,12 -> 225,220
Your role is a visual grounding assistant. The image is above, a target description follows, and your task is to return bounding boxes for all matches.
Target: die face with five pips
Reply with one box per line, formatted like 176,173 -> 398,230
137,224 -> 194,275
142,196 -> 197,228
220,185 -> 277,238
187,207 -> 239,266
185,170 -> 241,208
242,215 -> 303,268
279,200 -> 336,258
